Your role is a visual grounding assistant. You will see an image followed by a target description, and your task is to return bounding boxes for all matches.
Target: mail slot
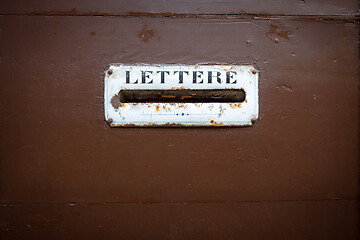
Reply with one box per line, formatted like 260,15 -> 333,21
118,89 -> 246,103
104,65 -> 259,127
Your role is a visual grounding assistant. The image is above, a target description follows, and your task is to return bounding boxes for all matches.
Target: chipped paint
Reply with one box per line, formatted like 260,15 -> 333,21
219,66 -> 233,71
210,120 -> 224,126
104,65 -> 259,127
230,103 -> 242,109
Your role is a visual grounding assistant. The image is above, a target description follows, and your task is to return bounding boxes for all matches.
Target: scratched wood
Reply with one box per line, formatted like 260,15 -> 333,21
0,201 -> 358,240
0,3 -> 359,240
0,16 -> 358,203
0,0 -> 358,16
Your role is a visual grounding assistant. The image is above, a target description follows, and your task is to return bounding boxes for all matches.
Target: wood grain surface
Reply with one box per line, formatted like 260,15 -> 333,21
0,0 -> 358,16
0,1 -> 359,239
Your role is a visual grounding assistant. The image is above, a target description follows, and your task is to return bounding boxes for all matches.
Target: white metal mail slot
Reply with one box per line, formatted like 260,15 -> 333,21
104,64 -> 259,127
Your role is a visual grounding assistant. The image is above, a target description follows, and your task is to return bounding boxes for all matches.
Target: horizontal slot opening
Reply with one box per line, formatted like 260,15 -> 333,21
119,89 -> 246,103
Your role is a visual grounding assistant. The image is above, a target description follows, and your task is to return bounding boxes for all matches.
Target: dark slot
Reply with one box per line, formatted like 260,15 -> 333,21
119,89 -> 246,103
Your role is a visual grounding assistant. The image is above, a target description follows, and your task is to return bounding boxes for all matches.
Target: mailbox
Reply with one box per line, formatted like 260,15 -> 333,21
104,65 -> 259,127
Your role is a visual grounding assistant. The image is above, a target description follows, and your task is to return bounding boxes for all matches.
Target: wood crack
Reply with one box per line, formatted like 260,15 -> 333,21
0,13 -> 358,22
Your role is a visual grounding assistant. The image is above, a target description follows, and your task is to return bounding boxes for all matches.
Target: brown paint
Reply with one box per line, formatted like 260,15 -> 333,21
129,11 -> 193,18
0,2 -> 359,239
110,94 -> 122,109
0,0 -> 358,16
0,201 -> 358,239
266,24 -> 292,43
276,84 -> 293,93
138,24 -> 155,43
0,16 -> 358,200
29,8 -> 79,16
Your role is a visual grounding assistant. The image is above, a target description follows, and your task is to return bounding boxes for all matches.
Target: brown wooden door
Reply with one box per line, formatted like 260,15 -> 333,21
0,1 -> 359,239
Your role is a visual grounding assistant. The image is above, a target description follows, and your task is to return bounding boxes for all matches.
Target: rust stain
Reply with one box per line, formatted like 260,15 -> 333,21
220,66 -> 233,71
266,24 -> 292,43
162,95 -> 176,98
121,122 -> 137,127
112,121 -> 250,127
245,99 -> 248,103
90,31 -> 96,36
119,122 -> 184,128
138,24 -> 155,43
210,120 -> 224,126
155,105 -> 160,112
114,122 -> 250,127
230,103 -> 242,109
171,86 -> 185,90
180,96 -> 192,99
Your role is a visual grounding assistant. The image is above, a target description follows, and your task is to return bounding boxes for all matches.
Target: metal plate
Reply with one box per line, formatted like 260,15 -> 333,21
104,64 -> 259,127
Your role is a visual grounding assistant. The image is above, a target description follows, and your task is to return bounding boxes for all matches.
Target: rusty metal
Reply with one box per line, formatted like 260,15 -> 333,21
104,64 -> 259,127
118,89 -> 246,103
